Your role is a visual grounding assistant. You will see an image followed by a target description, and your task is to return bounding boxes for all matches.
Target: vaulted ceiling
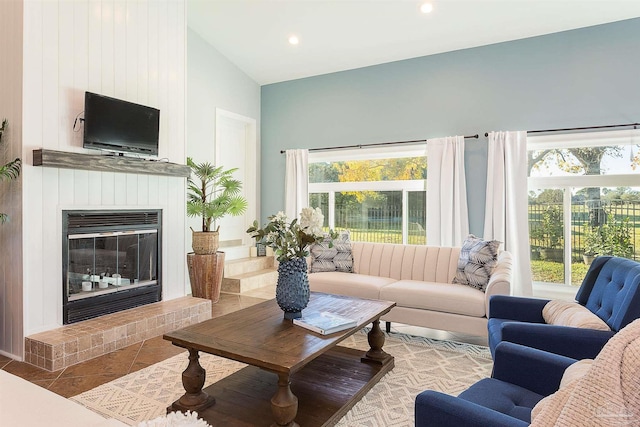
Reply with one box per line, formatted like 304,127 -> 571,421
188,0 -> 640,85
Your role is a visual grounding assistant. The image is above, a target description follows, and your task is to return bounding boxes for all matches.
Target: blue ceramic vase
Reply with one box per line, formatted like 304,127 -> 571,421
276,257 -> 310,320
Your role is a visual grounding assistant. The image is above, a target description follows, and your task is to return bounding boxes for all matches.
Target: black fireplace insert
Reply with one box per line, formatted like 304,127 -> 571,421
62,209 -> 162,324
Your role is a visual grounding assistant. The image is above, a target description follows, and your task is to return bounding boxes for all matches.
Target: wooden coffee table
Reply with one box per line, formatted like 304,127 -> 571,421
164,292 -> 396,427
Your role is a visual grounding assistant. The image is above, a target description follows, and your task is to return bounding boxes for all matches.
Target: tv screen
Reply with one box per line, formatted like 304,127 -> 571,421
83,92 -> 159,156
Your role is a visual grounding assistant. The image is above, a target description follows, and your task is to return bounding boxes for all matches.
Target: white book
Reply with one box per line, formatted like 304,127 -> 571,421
293,312 -> 358,335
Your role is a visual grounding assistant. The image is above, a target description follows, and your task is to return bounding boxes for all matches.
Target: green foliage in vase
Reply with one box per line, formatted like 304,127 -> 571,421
247,208 -> 336,263
186,157 -> 248,232
0,119 -> 21,224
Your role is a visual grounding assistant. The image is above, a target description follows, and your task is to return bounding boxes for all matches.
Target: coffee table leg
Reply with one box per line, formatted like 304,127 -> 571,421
170,348 -> 216,413
270,372 -> 299,427
362,319 -> 393,365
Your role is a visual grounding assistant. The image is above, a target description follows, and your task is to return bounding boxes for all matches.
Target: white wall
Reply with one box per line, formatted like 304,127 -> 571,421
0,0 -> 25,359
186,28 -> 261,254
19,0 -> 188,351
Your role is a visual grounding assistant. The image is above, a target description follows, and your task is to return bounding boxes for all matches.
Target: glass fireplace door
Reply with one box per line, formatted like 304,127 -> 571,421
66,230 -> 158,301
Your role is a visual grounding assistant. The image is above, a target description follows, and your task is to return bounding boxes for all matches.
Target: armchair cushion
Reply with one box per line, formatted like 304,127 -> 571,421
542,300 -> 611,331
458,378 -> 542,423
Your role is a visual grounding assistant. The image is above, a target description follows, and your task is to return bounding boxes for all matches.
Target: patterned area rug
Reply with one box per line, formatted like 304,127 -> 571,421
71,331 -> 493,426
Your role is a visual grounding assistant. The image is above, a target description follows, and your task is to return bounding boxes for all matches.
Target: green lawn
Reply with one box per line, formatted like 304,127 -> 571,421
531,260 -> 590,286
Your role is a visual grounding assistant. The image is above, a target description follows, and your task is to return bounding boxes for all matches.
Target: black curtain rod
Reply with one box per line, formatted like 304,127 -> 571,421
279,134 -> 479,154
483,122 -> 639,137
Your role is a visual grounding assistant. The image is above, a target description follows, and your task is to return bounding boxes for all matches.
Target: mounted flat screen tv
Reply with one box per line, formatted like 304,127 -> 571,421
83,92 -> 159,156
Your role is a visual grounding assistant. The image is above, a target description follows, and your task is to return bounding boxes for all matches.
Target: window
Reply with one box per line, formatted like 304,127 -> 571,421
309,145 -> 427,244
528,130 -> 640,287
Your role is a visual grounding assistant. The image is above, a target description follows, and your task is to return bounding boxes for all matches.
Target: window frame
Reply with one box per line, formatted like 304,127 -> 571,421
527,129 -> 640,292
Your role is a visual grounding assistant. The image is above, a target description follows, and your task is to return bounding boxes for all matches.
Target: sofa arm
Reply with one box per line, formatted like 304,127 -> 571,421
415,390 -> 529,427
489,295 -> 549,322
484,251 -> 513,316
492,342 -> 576,396
501,322 -> 615,360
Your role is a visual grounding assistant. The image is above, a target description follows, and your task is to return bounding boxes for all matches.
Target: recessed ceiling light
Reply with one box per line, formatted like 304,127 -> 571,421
420,2 -> 433,14
288,35 -> 299,45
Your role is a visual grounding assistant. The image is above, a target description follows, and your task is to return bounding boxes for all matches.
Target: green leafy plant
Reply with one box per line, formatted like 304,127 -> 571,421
584,213 -> 634,258
186,157 -> 248,232
0,119 -> 21,223
247,208 -> 336,262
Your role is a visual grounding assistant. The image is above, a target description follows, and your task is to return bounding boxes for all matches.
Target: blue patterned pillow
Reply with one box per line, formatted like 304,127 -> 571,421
310,231 -> 353,273
452,235 -> 501,291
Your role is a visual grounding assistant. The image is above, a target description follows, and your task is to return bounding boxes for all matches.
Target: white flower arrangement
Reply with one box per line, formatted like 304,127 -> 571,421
247,207 -> 335,262
136,410 -> 211,427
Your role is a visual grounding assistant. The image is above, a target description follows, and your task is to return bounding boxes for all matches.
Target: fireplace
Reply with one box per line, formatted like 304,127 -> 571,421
62,209 -> 162,324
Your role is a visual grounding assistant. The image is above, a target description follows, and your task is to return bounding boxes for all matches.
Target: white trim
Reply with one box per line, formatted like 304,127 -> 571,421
310,179 -> 425,193
308,143 -> 427,163
528,129 -> 640,149
529,174 -> 640,189
214,108 -> 258,254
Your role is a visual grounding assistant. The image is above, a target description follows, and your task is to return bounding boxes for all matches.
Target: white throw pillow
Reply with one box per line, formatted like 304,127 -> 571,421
542,300 -> 611,331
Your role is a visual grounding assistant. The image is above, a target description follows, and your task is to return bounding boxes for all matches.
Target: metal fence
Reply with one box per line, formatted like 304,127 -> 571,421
529,201 -> 640,261
326,205 -> 426,244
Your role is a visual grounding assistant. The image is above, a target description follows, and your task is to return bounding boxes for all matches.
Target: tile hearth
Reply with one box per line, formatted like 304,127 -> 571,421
24,297 -> 211,372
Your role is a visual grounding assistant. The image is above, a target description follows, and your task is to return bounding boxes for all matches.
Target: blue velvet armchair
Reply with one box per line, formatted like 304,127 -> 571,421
488,256 -> 640,360
415,342 -> 576,427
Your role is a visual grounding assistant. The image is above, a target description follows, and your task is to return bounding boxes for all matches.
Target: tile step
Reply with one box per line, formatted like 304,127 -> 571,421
222,268 -> 278,293
24,296 -> 211,372
223,256 -> 275,277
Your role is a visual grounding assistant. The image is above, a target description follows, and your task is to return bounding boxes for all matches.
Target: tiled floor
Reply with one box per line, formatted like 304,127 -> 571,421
1,285 -> 486,399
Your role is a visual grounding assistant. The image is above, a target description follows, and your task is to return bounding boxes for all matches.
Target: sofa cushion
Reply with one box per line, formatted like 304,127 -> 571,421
310,231 -> 353,273
308,272 -> 396,300
452,234 -> 501,291
542,300 -> 611,331
380,280 -> 487,317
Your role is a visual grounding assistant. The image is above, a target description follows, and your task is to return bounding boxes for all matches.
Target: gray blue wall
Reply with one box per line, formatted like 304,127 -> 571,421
261,18 -> 640,235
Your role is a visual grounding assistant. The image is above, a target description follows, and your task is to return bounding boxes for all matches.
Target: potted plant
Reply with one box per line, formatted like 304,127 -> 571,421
0,119 -> 21,223
186,157 -> 248,253
186,157 -> 248,301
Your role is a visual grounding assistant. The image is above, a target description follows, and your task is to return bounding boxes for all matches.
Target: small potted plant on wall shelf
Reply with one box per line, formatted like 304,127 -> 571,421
186,157 -> 248,302
186,157 -> 248,253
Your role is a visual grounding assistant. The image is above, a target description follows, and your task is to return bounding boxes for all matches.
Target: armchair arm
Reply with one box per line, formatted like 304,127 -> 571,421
488,295 -> 549,322
492,342 -> 577,396
415,390 -> 529,427
501,322 -> 615,360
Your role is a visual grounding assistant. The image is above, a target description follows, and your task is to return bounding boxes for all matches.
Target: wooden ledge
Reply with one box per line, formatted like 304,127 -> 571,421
33,149 -> 191,178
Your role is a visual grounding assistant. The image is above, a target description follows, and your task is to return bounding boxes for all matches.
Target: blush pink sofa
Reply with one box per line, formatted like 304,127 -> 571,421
308,242 -> 513,337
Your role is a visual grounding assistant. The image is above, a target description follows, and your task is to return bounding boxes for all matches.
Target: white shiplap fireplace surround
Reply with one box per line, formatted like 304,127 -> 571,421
0,0 -> 189,360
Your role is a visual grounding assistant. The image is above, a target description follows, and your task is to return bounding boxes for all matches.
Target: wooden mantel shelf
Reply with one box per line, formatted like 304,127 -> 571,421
33,149 -> 190,178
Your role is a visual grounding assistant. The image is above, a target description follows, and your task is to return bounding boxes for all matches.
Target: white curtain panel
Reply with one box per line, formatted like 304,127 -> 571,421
284,149 -> 309,220
426,136 -> 469,246
484,131 -> 533,296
